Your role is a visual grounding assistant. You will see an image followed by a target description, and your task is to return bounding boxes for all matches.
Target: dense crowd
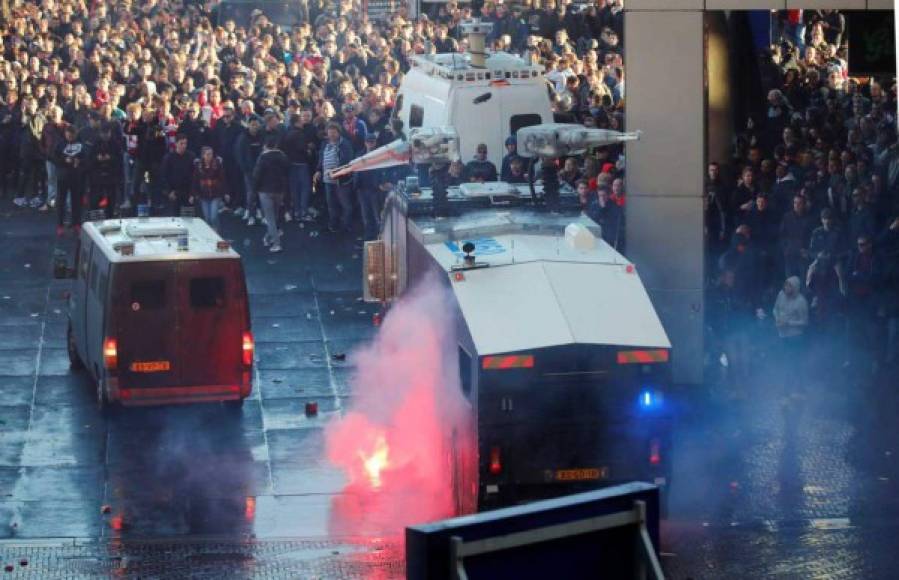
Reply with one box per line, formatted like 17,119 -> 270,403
706,9 -> 899,388
0,0 -> 627,253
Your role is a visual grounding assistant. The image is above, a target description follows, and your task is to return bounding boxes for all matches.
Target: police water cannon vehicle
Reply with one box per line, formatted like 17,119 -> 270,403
392,18 -> 553,169
333,24 -> 673,512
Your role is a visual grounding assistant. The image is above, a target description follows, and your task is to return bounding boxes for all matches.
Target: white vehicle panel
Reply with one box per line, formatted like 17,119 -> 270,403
448,261 -> 670,355
449,262 -> 574,355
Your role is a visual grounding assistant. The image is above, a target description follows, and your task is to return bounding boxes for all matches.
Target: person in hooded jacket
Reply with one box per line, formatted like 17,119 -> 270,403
191,146 -> 228,233
773,275 -> 810,389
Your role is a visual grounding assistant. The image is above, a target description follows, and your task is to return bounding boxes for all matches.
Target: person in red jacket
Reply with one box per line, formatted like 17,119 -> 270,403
191,146 -> 228,233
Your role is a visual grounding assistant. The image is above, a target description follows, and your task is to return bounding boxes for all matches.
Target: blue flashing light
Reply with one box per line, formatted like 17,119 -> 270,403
639,389 -> 663,411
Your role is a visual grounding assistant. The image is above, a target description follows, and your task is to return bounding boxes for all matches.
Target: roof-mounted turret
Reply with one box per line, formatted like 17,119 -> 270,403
459,19 -> 493,69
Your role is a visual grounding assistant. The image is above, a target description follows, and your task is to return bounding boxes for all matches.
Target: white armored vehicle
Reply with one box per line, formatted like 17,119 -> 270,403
394,19 -> 552,168
334,21 -> 673,512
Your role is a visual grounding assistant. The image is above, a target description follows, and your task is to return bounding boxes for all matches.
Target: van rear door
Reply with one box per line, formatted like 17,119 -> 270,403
117,263 -> 179,389
176,259 -> 246,387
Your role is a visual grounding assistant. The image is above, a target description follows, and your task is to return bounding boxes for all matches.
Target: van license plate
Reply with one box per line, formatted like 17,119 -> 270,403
130,361 -> 170,372
555,467 -> 607,482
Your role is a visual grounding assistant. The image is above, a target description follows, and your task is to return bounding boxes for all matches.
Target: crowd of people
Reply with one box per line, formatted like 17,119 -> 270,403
0,0 -> 628,253
12,1 -> 891,382
706,9 -> 899,390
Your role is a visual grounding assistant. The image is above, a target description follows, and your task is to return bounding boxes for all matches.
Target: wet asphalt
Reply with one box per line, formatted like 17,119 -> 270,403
0,201 -> 898,578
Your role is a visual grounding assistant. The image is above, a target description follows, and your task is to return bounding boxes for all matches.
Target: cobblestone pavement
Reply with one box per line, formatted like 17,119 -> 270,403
0,536 -> 404,579
1,202 -> 897,578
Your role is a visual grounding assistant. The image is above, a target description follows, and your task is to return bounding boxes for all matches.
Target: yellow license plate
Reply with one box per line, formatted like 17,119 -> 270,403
555,467 -> 607,482
130,361 -> 171,372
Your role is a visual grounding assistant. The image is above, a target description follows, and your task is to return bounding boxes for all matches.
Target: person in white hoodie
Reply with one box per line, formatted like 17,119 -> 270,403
773,275 -> 809,390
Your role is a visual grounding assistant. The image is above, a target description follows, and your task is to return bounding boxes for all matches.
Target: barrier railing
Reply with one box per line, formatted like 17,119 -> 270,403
448,500 -> 664,580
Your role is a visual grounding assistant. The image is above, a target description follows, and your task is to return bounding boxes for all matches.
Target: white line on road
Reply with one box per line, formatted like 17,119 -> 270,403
309,274 -> 342,413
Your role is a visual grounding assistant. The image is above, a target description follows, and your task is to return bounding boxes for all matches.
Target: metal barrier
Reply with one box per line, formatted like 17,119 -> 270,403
449,500 -> 664,580
406,482 -> 662,580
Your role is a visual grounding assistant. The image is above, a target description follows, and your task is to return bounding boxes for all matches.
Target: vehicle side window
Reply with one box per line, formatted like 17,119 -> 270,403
393,94 -> 404,120
409,104 -> 424,128
458,347 -> 472,398
190,277 -> 226,309
510,113 -> 542,136
131,280 -> 165,310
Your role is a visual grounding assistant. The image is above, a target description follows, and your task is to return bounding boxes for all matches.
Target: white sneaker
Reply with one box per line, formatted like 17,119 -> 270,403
247,217 -> 256,226
270,244 -> 282,253
49,198 -> 57,209
308,207 -> 319,218
234,207 -> 245,218
256,209 -> 263,220
13,197 -> 26,207
261,218 -> 268,226
262,235 -> 270,247
284,212 -> 293,223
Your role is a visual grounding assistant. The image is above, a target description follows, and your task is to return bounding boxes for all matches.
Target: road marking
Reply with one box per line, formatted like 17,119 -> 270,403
309,274 -> 342,413
256,359 -> 275,494
8,284 -> 51,530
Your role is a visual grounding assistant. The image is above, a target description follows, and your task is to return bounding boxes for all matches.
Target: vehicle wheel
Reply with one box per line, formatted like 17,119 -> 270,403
67,323 -> 84,370
95,375 -> 121,417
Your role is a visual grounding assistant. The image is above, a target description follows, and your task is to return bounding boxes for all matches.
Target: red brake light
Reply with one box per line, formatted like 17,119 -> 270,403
617,349 -> 669,365
242,331 -> 254,367
103,338 -> 118,370
649,438 -> 661,465
482,354 -> 534,370
489,446 -> 502,475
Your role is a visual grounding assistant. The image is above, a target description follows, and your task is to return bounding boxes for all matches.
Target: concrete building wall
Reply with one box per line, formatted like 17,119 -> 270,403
624,10 -> 706,385
624,1 -> 895,384
627,0 -> 888,8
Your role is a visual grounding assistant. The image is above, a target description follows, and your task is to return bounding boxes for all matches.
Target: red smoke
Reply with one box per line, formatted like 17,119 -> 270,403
326,274 -> 474,538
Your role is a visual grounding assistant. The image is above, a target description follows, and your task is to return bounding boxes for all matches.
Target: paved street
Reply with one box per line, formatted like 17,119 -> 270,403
0,202 -> 897,578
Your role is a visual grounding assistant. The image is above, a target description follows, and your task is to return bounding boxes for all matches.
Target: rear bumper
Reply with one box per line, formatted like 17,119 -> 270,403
479,475 -> 668,510
109,377 -> 252,406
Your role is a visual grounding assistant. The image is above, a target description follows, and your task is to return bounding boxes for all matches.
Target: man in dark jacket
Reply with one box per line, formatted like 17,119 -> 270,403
159,134 -> 196,216
180,103 -> 213,158
282,110 -> 318,222
315,123 -> 355,233
252,136 -> 290,252
139,108 -> 168,208
235,115 -> 264,224
780,194 -> 817,279
809,207 -> 847,260
211,103 -> 244,213
464,143 -> 498,183
88,123 -> 123,219
54,125 -> 89,235
354,133 -> 383,241
500,136 -> 520,182
0,94 -> 20,198
586,186 -> 622,247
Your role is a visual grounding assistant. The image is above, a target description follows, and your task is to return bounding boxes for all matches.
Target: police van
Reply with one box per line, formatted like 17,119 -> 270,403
365,182 -> 672,513
61,218 -> 253,408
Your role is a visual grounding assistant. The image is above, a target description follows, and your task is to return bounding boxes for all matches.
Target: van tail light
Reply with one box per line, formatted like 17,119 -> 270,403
649,438 -> 661,466
242,331 -> 254,367
103,337 -> 118,370
489,446 -> 502,475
